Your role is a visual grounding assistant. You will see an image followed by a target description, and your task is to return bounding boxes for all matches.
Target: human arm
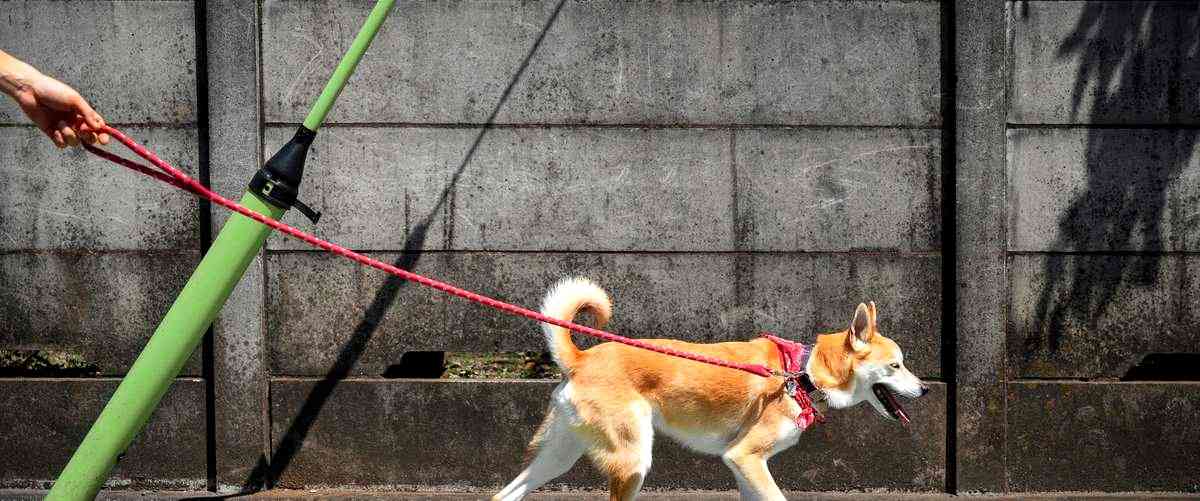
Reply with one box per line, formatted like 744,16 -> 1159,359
0,49 -> 108,147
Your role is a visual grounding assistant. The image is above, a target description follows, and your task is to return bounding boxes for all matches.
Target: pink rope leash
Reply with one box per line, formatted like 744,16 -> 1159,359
84,126 -> 778,379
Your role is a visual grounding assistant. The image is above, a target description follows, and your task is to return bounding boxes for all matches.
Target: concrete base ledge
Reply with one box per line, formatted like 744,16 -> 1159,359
4,489 -> 1200,500
268,380 -> 946,491
0,379 -> 207,490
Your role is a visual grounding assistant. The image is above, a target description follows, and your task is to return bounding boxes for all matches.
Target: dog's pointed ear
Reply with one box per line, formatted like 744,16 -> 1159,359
848,303 -> 873,353
868,301 -> 878,327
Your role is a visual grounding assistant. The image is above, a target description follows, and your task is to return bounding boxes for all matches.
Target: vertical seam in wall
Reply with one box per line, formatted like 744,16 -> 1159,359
193,0 -> 217,492
730,131 -> 739,250
941,0 -> 958,494
262,254 -> 273,488
730,131 -> 739,302
1002,1 -> 1014,492
257,0 -> 273,487
729,130 -> 752,334
1169,9 -> 1182,124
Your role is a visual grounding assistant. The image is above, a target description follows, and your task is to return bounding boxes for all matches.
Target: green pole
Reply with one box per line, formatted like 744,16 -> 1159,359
304,0 -> 396,131
46,195 -> 282,500
46,2 -> 396,499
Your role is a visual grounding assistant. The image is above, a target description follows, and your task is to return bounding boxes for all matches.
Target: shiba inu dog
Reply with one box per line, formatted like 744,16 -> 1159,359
495,278 -> 929,501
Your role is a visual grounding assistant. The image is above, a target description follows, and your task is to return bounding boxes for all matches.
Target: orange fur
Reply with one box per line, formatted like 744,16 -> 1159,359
494,283 -> 923,501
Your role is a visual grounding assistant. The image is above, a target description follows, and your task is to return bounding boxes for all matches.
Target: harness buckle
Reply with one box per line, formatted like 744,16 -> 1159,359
780,371 -> 826,426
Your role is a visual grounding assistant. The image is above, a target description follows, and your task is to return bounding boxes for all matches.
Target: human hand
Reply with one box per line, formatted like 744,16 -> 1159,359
11,72 -> 109,148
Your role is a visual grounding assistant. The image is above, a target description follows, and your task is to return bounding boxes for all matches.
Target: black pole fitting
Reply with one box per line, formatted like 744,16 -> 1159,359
249,126 -> 322,223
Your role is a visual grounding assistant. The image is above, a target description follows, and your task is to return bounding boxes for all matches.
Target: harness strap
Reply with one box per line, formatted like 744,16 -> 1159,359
83,126 -> 782,379
762,333 -> 825,429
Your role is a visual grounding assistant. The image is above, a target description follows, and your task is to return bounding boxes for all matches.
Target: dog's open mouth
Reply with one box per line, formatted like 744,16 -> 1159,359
871,384 -> 910,424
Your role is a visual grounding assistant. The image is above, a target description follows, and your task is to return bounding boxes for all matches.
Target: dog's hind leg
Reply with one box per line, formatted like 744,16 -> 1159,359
587,400 -> 653,501
493,406 -> 584,501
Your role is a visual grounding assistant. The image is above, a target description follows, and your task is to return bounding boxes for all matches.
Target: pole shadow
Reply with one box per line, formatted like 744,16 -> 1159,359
185,0 -> 568,496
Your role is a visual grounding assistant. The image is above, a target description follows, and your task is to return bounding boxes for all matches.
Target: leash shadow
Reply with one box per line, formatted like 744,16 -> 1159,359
182,1 -> 570,496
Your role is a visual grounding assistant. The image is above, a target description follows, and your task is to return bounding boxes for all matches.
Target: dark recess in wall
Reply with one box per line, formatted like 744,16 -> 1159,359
1122,353 -> 1200,381
0,350 -> 99,377
382,352 -> 446,378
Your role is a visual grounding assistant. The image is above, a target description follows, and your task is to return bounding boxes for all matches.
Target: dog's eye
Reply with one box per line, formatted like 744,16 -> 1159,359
889,363 -> 901,370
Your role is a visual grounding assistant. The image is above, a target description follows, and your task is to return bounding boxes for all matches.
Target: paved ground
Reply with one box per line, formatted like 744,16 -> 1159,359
2,490 -> 1199,501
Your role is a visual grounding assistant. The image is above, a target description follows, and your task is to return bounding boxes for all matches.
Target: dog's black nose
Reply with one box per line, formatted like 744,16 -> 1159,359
920,384 -> 930,396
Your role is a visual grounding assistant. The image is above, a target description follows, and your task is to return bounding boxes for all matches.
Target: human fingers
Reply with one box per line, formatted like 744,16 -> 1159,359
27,108 -> 65,148
50,128 -> 66,148
76,120 -> 102,145
71,95 -> 106,130
75,118 -> 112,145
57,120 -> 79,147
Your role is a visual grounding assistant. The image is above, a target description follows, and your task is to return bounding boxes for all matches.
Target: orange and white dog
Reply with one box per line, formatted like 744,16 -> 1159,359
494,278 -> 929,501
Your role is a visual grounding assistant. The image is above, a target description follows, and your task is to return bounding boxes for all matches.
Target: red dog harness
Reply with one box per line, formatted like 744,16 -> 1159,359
762,334 -> 825,429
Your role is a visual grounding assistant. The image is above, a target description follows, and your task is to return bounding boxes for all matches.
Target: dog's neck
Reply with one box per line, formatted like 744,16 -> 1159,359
804,331 -> 860,409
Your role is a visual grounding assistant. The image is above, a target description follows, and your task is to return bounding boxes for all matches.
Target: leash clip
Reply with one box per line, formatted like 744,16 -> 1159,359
781,370 -> 826,425
784,375 -> 799,396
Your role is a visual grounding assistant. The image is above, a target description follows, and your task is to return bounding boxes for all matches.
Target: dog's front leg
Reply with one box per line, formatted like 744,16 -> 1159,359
722,451 -> 786,501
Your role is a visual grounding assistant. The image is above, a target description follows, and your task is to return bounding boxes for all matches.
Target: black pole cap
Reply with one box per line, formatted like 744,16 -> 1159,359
249,126 -> 322,223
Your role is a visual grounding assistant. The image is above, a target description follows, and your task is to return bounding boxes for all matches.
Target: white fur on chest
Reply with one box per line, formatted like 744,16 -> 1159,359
769,398 -> 804,455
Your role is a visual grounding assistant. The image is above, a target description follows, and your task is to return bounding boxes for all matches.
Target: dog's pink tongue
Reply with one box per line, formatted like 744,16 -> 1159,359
881,389 -> 910,425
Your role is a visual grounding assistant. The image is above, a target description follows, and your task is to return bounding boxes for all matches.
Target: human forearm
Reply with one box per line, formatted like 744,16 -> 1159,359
0,48 -> 108,146
0,49 -> 42,99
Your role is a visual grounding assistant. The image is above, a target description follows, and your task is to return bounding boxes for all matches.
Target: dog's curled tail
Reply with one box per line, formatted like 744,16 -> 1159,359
540,277 -> 612,373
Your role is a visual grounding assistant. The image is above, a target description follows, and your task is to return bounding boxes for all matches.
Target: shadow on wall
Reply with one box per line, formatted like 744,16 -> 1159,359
1024,2 -> 1200,353
182,0 -> 570,496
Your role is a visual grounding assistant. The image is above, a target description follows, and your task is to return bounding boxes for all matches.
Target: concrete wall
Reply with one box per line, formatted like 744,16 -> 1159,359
0,0 -> 1195,496
0,0 -> 205,491
1002,2 -> 1200,493
256,0 -> 944,493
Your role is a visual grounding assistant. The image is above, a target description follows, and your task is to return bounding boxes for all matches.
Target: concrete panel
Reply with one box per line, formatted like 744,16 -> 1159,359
1006,382 -> 1200,492
262,1 -> 941,126
1007,128 -> 1200,252
206,0 -> 271,491
1008,2 -> 1199,125
261,126 -> 456,252
0,126 -> 200,251
266,126 -> 941,253
265,252 -> 736,375
266,251 -> 452,376
214,254 -> 270,491
267,252 -> 940,377
1008,254 -> 1200,379
749,254 -> 943,378
439,253 -> 739,351
269,379 -> 946,491
452,128 -> 733,252
207,0 -> 264,230
0,1 -> 196,124
263,126 -> 733,252
958,0 -> 1009,490
0,251 -> 202,375
735,129 -> 941,252
0,378 -> 206,489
